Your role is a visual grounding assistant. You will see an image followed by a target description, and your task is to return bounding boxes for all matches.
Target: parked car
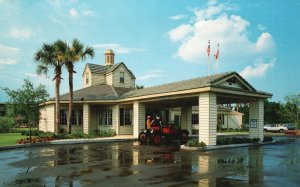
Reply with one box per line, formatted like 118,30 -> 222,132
283,124 -> 296,130
264,124 -> 288,133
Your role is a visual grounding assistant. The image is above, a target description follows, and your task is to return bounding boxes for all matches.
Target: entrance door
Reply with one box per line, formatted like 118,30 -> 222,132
174,115 -> 180,128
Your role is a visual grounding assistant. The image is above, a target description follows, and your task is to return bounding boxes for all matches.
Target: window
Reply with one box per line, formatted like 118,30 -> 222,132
60,109 -> 67,125
71,110 -> 83,126
120,108 -> 133,126
124,109 -> 133,125
85,73 -> 89,84
98,109 -> 112,125
120,72 -> 124,83
192,114 -> 198,125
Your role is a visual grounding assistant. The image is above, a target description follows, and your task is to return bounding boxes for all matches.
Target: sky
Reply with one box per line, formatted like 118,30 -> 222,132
0,0 -> 299,102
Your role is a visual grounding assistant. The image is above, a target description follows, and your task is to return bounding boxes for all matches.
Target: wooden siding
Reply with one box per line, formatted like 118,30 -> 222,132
119,126 -> 133,135
249,99 -> 264,141
92,73 -> 105,85
133,101 -> 145,138
83,104 -> 90,134
106,73 -> 113,86
198,92 -> 217,146
82,67 -> 91,88
39,104 -> 55,132
112,65 -> 135,88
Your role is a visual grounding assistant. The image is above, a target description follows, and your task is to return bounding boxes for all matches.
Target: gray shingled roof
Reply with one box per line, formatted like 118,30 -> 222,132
59,84 -> 133,101
122,72 -> 235,98
54,71 -> 270,102
86,62 -> 136,79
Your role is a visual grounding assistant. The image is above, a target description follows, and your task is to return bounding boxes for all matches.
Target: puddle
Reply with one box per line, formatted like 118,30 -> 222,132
0,139 -> 300,186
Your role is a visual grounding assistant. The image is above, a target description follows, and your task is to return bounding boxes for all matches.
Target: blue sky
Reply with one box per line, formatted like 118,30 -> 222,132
0,0 -> 299,102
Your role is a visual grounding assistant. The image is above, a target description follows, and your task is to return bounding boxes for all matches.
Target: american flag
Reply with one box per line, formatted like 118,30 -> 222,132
214,43 -> 219,60
207,40 -> 210,57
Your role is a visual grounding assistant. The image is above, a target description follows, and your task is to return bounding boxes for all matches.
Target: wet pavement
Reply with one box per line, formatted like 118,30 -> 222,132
0,137 -> 300,187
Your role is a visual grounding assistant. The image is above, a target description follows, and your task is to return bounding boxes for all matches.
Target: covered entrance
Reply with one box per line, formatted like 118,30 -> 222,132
129,72 -> 272,146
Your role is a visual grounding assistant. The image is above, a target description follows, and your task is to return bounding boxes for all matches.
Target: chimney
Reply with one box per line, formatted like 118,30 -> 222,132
105,49 -> 115,66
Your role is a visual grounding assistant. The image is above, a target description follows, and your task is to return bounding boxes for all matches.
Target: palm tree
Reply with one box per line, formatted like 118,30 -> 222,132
34,40 -> 68,133
65,39 -> 94,133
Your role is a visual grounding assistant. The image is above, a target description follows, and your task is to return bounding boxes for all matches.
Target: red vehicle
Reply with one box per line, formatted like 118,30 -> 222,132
138,123 -> 189,145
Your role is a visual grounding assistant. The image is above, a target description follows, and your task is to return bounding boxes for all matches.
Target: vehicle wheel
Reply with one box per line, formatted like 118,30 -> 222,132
138,132 -> 147,144
279,129 -> 284,133
153,134 -> 161,145
181,133 -> 188,144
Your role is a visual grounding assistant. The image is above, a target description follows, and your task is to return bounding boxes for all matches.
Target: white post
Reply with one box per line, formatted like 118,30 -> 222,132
249,99 -> 264,141
133,101 -> 145,138
112,105 -> 120,135
198,92 -> 217,146
83,104 -> 90,134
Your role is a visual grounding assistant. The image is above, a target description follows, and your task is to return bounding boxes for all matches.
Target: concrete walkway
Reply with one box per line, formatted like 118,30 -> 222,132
0,135 -> 137,151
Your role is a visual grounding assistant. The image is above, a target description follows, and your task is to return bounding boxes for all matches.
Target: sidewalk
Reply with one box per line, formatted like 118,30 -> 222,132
50,135 -> 137,145
0,135 -> 137,151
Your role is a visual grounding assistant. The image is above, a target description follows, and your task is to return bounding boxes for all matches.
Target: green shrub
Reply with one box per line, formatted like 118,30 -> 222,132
187,139 -> 206,147
21,130 -> 41,136
94,129 -> 116,137
263,136 -> 273,142
0,117 -> 15,133
217,137 -> 260,145
252,138 -> 260,143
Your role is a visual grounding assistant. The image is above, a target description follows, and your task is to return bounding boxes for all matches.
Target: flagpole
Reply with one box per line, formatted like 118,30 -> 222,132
207,40 -> 210,76
208,55 -> 210,76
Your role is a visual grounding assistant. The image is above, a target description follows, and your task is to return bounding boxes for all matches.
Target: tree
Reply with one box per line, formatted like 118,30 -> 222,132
285,93 -> 300,127
34,40 -> 68,133
136,85 -> 144,89
65,39 -> 94,133
3,79 -> 49,139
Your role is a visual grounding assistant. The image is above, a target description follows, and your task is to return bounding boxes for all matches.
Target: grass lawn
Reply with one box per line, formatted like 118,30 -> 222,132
0,133 -> 27,147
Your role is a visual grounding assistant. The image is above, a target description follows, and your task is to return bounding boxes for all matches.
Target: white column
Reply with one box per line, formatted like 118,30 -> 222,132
83,104 -> 90,134
198,92 -> 217,146
112,105 -> 120,135
249,99 -> 264,141
180,104 -> 187,129
133,101 -> 145,138
186,106 -> 192,134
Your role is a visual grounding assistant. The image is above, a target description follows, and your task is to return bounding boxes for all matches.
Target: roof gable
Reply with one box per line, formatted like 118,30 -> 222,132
211,72 -> 256,92
106,62 -> 136,79
82,62 -> 136,79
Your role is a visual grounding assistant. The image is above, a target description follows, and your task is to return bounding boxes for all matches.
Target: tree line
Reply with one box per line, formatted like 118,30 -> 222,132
239,93 -> 300,127
3,39 -> 94,134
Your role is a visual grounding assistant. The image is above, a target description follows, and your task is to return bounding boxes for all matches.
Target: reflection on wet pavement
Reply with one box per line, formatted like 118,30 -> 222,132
0,137 -> 300,187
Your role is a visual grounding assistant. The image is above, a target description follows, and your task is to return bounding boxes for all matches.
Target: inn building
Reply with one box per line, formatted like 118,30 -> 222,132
39,50 -> 272,146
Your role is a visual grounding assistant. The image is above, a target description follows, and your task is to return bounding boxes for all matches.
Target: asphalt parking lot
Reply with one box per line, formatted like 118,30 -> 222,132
0,137 -> 300,187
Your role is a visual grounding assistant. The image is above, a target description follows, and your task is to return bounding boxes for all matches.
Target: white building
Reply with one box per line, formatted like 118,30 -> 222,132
40,50 -> 272,145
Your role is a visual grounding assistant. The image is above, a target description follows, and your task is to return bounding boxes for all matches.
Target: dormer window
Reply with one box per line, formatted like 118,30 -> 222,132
120,72 -> 124,83
86,73 -> 89,84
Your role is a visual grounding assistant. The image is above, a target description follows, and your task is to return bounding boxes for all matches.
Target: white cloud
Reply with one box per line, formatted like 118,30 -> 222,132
170,14 -> 188,20
69,8 -> 79,18
0,58 -> 17,65
137,70 -> 164,81
82,10 -> 95,16
24,73 -> 51,86
254,32 -> 275,53
257,24 -> 266,31
0,44 -> 19,53
93,43 -> 147,54
9,27 -> 33,40
169,3 -> 276,64
240,58 -> 275,79
168,24 -> 194,42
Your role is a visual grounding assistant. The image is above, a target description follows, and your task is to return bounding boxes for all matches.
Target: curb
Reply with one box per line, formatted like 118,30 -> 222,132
0,138 -> 138,151
181,141 -> 276,152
